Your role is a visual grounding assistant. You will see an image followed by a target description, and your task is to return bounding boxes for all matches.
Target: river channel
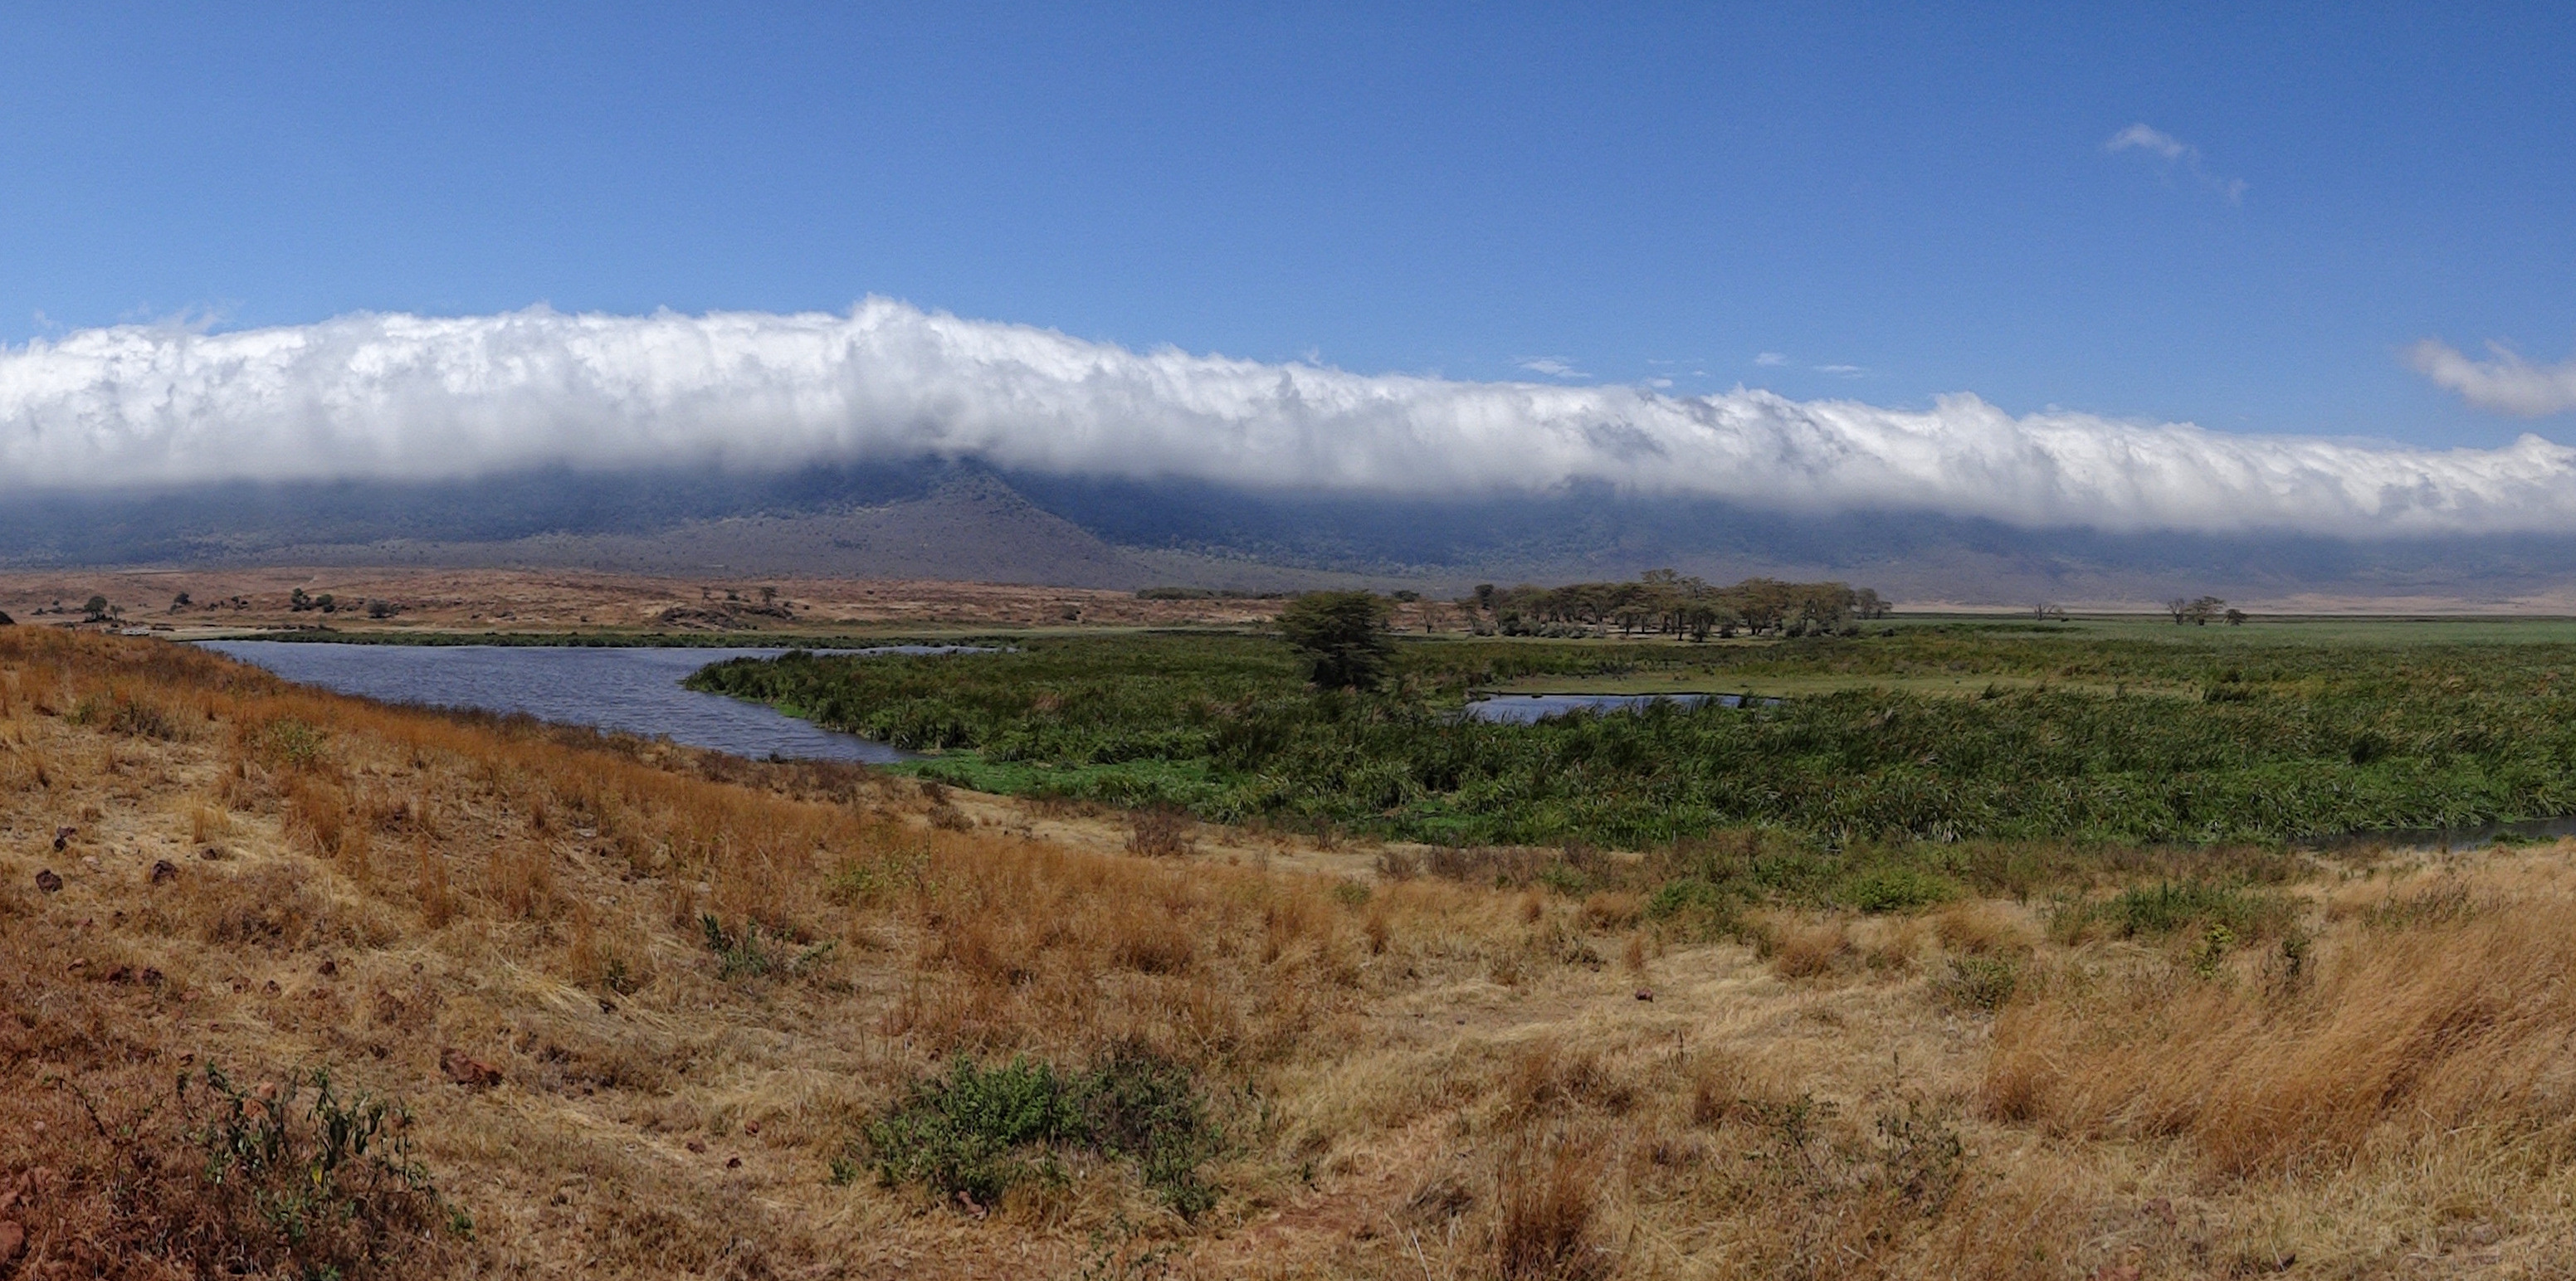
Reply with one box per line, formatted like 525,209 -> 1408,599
196,641 -> 959,764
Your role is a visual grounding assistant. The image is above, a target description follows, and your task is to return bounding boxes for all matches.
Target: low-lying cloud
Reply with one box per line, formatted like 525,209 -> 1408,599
7,300 -> 2576,538
2408,339 -> 2576,417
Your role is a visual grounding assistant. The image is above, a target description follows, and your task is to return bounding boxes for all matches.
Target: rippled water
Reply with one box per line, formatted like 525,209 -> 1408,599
197,641 -> 957,764
1461,692 -> 1758,723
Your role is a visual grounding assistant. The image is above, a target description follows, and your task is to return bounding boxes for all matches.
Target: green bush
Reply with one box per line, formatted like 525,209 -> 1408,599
1837,865 -> 1957,913
1934,956 -> 2021,1012
862,1047 -> 1222,1218
2061,879 -> 2295,945
183,1064 -> 464,1274
700,914 -> 835,980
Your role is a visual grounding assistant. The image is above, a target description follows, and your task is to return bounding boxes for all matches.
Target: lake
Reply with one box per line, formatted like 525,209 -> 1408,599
196,641 -> 964,764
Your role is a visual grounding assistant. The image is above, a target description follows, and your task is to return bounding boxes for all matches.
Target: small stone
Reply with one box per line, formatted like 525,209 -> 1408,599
141,968 -> 163,986
744,1121 -> 760,1136
685,1139 -> 707,1153
262,980 -> 281,996
51,826 -> 73,850
34,869 -> 61,894
106,966 -> 134,985
724,1156 -> 741,1169
1634,988 -> 1654,1001
318,959 -> 337,977
440,1048 -> 502,1089
149,860 -> 178,884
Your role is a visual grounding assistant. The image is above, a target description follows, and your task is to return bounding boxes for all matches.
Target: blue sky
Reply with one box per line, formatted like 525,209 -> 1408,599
2,2 -> 2571,450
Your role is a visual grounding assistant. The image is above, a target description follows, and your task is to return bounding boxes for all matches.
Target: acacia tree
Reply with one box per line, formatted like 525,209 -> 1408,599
1276,592 -> 1395,690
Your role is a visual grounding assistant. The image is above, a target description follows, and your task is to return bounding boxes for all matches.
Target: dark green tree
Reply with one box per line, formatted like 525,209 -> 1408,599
1276,592 -> 1394,690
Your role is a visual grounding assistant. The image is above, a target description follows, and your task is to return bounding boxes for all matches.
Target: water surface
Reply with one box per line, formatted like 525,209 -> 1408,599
1462,692 -> 1750,724
198,641 -> 954,764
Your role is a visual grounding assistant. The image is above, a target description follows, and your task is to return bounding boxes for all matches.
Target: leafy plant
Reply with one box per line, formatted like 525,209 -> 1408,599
1934,955 -> 2020,1012
180,1064 -> 462,1275
700,913 -> 835,980
861,1046 -> 1223,1218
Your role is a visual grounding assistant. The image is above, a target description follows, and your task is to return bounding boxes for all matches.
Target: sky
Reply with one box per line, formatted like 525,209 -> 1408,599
3,3 -> 2574,528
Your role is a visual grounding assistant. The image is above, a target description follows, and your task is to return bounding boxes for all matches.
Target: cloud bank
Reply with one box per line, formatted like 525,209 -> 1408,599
2408,339 -> 2576,417
7,300 -> 2576,538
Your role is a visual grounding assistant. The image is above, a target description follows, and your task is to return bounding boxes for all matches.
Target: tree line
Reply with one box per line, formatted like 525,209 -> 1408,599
1464,571 -> 1888,640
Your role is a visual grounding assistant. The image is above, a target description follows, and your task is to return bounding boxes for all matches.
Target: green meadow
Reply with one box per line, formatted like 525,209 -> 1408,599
685,615 -> 2576,853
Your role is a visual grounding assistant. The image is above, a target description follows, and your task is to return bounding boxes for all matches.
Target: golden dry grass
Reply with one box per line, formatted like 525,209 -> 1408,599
3,630 -> 2575,1278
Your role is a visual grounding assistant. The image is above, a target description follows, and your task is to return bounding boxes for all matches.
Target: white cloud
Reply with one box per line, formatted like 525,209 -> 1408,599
1517,356 -> 1584,378
2106,123 -> 2190,162
1814,363 -> 1865,376
2408,339 -> 2576,417
2105,123 -> 2246,204
1754,352 -> 1788,367
7,300 -> 2576,538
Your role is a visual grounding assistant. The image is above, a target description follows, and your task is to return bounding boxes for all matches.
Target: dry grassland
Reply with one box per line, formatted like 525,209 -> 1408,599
0,569 -> 1297,636
2,630 -> 2574,1278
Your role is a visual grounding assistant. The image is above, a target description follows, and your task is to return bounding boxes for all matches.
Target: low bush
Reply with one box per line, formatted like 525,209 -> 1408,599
700,913 -> 834,980
862,1046 -> 1222,1218
2063,879 -> 2296,944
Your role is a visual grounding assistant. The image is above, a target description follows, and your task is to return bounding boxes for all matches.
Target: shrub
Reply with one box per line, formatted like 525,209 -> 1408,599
2084,879 -> 2295,942
1125,806 -> 1195,857
1934,955 -> 2021,1012
1837,865 -> 1956,914
700,914 -> 834,980
174,1064 -> 461,1276
862,1047 -> 1222,1217
1647,877 -> 1736,921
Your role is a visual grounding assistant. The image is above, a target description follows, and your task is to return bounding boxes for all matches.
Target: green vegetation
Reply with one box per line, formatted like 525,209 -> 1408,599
180,1063 -> 461,1273
700,913 -> 837,980
1466,571 -> 1889,640
1276,590 -> 1394,689
688,618 -> 2576,850
861,1048 -> 1222,1217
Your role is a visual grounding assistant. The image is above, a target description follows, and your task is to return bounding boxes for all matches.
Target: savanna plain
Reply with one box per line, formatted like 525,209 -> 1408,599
6,607 -> 2576,1279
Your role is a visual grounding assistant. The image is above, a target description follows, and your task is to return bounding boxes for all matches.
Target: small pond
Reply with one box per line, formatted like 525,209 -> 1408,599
1461,692 -> 1773,724
197,642 -> 971,764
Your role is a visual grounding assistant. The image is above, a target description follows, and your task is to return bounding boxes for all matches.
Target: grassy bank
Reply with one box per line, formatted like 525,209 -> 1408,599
687,622 -> 2576,848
